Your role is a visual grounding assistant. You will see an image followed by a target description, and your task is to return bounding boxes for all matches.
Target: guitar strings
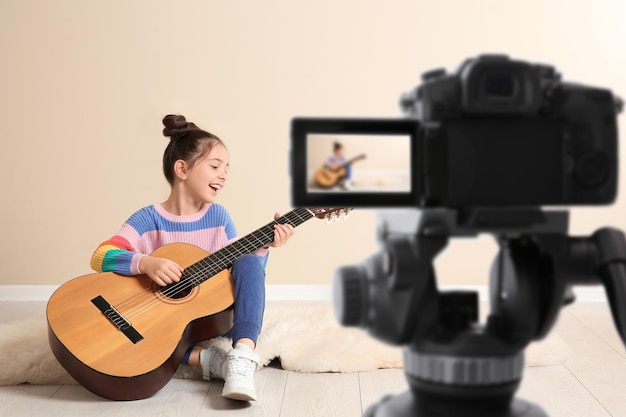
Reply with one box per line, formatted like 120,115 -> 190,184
120,225 -> 275,322
115,209 -> 314,322
112,208 -> 329,321
109,230 -> 265,321
121,212 -> 304,319
105,230 -> 272,323
117,208 -> 344,324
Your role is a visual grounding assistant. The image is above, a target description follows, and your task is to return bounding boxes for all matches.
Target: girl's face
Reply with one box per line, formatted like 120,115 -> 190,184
183,144 -> 229,204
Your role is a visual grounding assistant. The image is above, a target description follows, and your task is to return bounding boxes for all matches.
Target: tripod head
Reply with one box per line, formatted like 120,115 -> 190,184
334,207 -> 626,416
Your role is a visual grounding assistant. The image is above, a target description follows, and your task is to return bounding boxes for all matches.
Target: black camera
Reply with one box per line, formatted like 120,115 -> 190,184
290,54 -> 621,208
290,55 -> 626,417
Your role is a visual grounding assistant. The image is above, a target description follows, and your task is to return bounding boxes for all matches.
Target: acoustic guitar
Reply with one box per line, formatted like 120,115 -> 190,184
314,154 -> 366,188
47,207 -> 349,401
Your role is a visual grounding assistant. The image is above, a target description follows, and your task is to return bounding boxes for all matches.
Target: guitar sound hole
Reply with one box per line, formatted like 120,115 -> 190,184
159,284 -> 192,300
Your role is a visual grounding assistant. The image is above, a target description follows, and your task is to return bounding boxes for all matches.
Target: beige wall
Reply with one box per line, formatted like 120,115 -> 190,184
1,0 -> 626,288
307,134 -> 411,172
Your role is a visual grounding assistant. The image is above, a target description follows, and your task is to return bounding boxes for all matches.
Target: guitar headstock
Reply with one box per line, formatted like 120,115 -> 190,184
308,207 -> 352,223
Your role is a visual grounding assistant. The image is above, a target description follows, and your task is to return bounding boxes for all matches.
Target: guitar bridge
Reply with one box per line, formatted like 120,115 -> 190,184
91,295 -> 144,344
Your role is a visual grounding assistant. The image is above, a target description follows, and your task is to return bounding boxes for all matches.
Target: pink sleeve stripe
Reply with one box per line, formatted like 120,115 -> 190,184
102,235 -> 135,252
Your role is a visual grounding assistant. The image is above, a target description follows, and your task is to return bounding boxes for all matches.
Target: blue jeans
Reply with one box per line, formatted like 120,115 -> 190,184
222,254 -> 266,345
181,254 -> 266,364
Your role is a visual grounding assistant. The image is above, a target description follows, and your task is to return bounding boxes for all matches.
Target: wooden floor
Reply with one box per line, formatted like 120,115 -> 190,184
1,300 -> 626,417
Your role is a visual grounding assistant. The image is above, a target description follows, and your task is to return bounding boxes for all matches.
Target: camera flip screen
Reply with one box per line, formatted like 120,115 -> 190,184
291,118 -> 420,207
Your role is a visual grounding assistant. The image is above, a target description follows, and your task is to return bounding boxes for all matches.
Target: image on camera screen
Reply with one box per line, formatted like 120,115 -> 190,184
306,133 -> 411,193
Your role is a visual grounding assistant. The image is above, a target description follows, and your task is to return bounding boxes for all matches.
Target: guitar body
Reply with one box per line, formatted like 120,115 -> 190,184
314,154 -> 366,189
47,243 -> 235,401
315,166 -> 346,188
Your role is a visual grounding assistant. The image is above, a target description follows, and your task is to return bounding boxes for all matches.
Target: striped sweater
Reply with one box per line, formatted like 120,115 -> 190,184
90,203 -> 269,275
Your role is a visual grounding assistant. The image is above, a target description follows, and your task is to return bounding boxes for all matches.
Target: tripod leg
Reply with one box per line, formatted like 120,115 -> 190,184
594,228 -> 626,347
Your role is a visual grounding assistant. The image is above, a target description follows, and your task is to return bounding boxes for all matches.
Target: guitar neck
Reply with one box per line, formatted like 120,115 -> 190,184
184,207 -> 314,283
340,155 -> 365,169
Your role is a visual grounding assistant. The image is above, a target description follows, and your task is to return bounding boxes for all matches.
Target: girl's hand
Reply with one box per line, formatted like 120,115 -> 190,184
267,212 -> 295,248
139,255 -> 184,287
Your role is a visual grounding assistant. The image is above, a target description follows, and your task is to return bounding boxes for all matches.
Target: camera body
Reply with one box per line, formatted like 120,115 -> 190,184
291,54 -> 620,208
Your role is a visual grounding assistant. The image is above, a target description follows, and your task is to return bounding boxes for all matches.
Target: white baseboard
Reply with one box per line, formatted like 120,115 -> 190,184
0,284 -> 607,303
266,284 -> 333,301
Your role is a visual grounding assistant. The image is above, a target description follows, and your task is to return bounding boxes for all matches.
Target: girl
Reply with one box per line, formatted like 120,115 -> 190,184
325,141 -> 352,190
90,114 -> 295,401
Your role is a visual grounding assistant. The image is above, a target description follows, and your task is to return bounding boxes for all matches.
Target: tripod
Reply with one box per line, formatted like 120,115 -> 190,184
334,208 -> 626,417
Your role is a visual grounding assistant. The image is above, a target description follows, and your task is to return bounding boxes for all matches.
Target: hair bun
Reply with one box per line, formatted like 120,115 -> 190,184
162,114 -> 199,139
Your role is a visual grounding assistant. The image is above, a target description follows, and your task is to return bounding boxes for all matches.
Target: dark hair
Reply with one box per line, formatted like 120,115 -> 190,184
333,142 -> 343,152
161,114 -> 225,185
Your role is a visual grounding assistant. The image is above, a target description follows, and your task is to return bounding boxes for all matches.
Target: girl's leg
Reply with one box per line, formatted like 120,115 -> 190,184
182,253 -> 266,365
223,253 -> 266,346
185,254 -> 265,401
220,253 -> 265,400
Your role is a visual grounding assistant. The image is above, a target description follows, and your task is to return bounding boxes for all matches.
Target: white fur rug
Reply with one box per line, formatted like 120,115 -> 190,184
0,301 -> 565,386
0,302 -> 402,385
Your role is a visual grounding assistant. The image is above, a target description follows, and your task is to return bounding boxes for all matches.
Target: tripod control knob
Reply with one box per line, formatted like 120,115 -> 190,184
333,265 -> 369,327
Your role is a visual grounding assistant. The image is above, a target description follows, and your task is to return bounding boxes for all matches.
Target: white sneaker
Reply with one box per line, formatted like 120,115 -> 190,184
222,344 -> 259,401
200,346 -> 228,381
339,179 -> 352,190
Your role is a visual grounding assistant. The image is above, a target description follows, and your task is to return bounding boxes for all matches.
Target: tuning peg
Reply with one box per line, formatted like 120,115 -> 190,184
323,208 -> 352,224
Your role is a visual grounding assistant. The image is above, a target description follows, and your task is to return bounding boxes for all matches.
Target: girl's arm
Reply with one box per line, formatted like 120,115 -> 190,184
90,233 -> 143,276
89,206 -> 164,275
90,232 -> 183,286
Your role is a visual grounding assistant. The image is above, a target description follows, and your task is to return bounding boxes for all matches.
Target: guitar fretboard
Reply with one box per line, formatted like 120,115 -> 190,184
178,207 -> 314,289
